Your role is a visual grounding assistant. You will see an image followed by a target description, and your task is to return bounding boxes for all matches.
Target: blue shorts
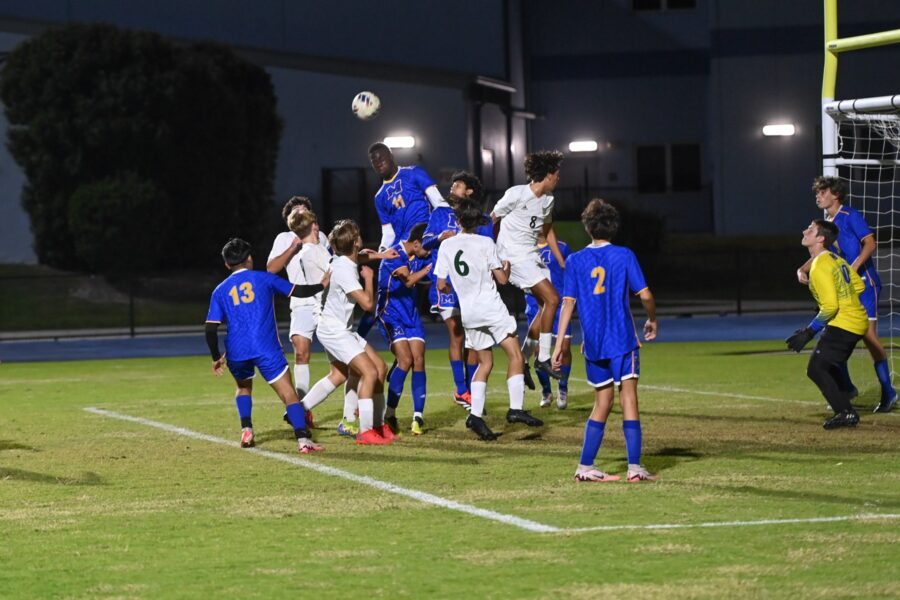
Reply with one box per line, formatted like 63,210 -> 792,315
585,350 -> 640,387
525,300 -> 572,338
377,315 -> 425,345
228,352 -> 289,384
860,276 -> 881,319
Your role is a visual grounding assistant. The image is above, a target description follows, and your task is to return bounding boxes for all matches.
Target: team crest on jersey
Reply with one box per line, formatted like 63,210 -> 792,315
445,212 -> 459,231
385,180 -> 405,209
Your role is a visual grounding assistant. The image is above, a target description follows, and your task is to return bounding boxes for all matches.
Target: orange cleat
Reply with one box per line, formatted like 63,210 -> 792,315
356,428 -> 392,445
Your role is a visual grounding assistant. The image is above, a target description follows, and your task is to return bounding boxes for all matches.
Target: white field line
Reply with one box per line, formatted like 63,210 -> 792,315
83,407 -> 560,534
84,407 -> 900,535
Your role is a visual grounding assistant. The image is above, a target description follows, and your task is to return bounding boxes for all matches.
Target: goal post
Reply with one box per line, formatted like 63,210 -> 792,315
821,0 -> 900,393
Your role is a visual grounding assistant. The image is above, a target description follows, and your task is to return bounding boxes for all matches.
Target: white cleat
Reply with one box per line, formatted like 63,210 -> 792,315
540,391 -> 554,408
556,391 -> 568,410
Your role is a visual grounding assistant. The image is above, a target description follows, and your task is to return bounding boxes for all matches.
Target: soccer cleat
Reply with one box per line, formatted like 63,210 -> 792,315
557,391 -> 568,410
297,438 -> 324,454
239,427 -> 255,448
356,428 -> 392,445
626,466 -> 658,482
384,415 -> 400,434
337,418 -> 359,437
534,358 -> 563,380
823,409 -> 860,429
506,409 -> 544,427
522,361 -> 536,390
411,416 -> 425,435
379,422 -> 400,442
574,468 -> 620,483
540,391 -> 553,408
453,391 -> 473,411
874,391 -> 898,413
465,414 -> 497,441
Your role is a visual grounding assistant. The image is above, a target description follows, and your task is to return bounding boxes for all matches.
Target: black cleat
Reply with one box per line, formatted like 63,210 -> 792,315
823,409 -> 860,430
506,409 -> 544,427
522,361 -> 536,390
384,415 -> 399,434
874,391 -> 898,413
534,358 -> 563,380
466,414 -> 497,441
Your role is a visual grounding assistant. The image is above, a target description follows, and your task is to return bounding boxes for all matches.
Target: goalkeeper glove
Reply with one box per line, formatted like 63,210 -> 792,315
785,327 -> 815,353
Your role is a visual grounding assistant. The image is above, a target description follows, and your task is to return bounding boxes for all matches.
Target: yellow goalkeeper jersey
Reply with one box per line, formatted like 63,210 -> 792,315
809,251 -> 869,336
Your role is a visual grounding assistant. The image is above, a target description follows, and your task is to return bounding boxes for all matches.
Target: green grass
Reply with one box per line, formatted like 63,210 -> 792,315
1,342 -> 898,598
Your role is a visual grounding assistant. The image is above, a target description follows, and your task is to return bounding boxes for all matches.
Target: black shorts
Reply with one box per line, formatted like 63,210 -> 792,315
812,325 -> 864,364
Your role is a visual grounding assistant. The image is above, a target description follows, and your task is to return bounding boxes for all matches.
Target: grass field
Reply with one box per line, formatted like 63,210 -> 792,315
2,341 -> 898,598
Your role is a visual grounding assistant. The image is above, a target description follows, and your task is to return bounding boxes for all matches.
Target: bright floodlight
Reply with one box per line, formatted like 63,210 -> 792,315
762,124 -> 795,137
384,136 -> 415,149
568,140 -> 598,152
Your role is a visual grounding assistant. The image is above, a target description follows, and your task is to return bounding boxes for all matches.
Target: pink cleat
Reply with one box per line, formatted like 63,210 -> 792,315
297,438 -> 323,454
626,466 -> 658,482
356,428 -> 392,445
239,427 -> 255,448
574,468 -> 620,483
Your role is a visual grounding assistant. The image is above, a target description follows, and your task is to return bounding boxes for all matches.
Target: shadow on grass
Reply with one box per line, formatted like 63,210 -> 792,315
685,482 -> 900,510
0,440 -> 36,452
0,467 -> 102,485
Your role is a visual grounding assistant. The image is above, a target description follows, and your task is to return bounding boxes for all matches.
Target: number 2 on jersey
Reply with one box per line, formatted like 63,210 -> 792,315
228,282 -> 255,305
591,266 -> 606,295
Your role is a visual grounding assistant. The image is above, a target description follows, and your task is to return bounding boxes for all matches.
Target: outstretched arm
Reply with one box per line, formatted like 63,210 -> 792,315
267,237 -> 302,274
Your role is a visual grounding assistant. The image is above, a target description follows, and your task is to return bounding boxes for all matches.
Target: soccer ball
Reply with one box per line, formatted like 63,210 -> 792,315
351,91 -> 380,120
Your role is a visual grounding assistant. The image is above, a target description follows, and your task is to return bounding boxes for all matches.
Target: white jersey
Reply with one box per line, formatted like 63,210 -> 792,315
434,233 -> 509,328
297,242 -> 331,308
492,184 -> 554,262
319,255 -> 362,331
268,230 -> 331,308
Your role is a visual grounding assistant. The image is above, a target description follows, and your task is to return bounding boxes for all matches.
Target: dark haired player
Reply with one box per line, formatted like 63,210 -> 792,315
492,150 -> 567,383
553,200 -> 658,482
205,238 -> 329,453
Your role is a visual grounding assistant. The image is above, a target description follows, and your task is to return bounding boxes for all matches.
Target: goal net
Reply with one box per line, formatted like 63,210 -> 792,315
824,96 -> 900,389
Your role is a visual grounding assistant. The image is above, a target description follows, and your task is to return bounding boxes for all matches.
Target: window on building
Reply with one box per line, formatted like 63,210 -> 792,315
636,146 -> 667,193
636,143 -> 702,193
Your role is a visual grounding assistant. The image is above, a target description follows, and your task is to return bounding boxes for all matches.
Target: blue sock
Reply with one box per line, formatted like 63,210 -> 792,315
465,362 -> 478,391
623,420 -> 642,465
450,360 -> 467,395
559,365 -> 571,392
537,369 -> 552,394
874,360 -> 894,394
357,313 -> 375,338
236,394 -> 252,428
412,370 -> 427,414
579,419 -> 605,466
285,402 -> 307,437
387,367 -> 409,409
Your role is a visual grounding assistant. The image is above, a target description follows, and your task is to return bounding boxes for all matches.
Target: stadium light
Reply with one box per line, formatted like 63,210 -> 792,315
568,140 -> 598,152
762,124 -> 796,137
384,136 -> 416,149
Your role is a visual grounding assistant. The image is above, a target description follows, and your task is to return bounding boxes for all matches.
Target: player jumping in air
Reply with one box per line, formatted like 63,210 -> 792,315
376,222 -> 433,435
553,199 -> 658,482
492,150 -> 567,384
436,197 -> 544,441
797,176 -> 897,413
787,219 -> 869,428
205,238 -> 329,453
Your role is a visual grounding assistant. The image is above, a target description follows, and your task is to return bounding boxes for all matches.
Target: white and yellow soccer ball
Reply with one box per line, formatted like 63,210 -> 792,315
351,91 -> 380,120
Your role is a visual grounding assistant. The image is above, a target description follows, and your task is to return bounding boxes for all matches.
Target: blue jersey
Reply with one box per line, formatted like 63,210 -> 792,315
525,241 -> 570,316
421,206 -> 494,310
563,243 -> 648,360
374,165 -> 434,241
206,269 -> 293,361
376,242 -> 421,327
829,205 -> 881,290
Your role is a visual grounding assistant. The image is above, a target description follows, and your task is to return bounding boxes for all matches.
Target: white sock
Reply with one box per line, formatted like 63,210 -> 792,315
358,398 -> 374,432
470,381 -> 487,418
538,333 -> 551,362
301,377 -> 336,411
521,337 -> 537,361
413,411 -> 423,420
293,364 -> 310,398
508,374 -> 525,410
343,384 -> 359,421
373,392 -> 386,428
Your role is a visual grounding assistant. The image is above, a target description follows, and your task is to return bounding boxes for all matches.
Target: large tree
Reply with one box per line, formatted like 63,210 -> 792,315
0,24 -> 282,271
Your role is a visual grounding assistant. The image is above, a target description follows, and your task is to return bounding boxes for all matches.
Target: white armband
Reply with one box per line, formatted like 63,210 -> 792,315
425,185 -> 450,209
379,223 -> 396,251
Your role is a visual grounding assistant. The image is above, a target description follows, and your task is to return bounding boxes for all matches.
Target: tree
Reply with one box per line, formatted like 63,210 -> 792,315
0,24 -> 282,272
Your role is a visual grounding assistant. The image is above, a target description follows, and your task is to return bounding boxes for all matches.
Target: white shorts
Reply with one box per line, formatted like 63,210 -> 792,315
316,325 -> 367,365
289,305 -> 318,340
464,314 -> 518,351
439,307 -> 461,321
508,258 -> 550,293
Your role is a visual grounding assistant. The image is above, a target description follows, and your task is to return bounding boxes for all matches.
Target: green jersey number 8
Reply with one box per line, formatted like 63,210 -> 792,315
454,250 -> 470,277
